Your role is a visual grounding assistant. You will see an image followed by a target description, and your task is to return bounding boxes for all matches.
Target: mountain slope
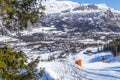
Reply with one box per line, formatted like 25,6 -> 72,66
41,0 -> 120,33
37,47 -> 120,80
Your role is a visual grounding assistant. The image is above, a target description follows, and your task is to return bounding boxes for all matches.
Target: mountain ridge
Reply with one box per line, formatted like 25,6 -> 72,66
42,0 -> 120,14
41,0 -> 120,33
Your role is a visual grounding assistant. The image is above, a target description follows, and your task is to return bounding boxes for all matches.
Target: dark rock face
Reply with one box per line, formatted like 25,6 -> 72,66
73,4 -> 98,11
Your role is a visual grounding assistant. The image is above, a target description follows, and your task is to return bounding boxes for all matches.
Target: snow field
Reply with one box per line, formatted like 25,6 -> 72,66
35,47 -> 120,80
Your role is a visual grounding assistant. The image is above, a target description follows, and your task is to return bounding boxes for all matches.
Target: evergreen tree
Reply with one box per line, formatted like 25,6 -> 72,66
97,47 -> 100,52
0,0 -> 45,79
103,38 -> 120,56
0,46 -> 44,80
0,0 -> 45,32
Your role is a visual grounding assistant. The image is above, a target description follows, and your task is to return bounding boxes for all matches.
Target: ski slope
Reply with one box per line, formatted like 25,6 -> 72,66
37,47 -> 120,80
0,34 -> 119,80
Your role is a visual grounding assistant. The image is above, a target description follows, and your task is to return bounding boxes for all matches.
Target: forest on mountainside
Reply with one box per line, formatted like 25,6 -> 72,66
103,38 -> 120,56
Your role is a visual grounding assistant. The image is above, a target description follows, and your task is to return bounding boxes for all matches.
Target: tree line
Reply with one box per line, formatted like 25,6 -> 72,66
98,38 -> 120,56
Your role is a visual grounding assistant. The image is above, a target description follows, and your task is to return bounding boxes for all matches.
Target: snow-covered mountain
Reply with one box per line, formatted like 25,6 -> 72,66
41,0 -> 120,32
42,0 -> 80,14
42,0 -> 110,14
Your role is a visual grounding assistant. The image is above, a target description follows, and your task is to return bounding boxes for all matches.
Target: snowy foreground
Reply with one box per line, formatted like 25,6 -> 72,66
33,48 -> 120,80
1,35 -> 120,80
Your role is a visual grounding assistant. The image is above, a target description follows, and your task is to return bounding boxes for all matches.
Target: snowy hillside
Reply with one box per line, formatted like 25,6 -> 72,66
42,0 -> 80,14
42,0 -> 119,14
36,47 -> 120,80
1,34 -> 119,80
41,0 -> 120,33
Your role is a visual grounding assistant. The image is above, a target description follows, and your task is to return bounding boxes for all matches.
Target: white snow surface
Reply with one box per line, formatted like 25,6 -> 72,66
0,35 -> 18,42
42,0 -> 120,14
19,27 -> 62,36
32,47 -> 120,80
0,34 -> 120,80
42,0 -> 80,14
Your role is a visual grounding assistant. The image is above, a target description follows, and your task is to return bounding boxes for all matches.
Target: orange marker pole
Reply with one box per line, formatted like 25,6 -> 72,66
78,59 -> 82,67
102,60 -> 105,63
75,59 -> 82,67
